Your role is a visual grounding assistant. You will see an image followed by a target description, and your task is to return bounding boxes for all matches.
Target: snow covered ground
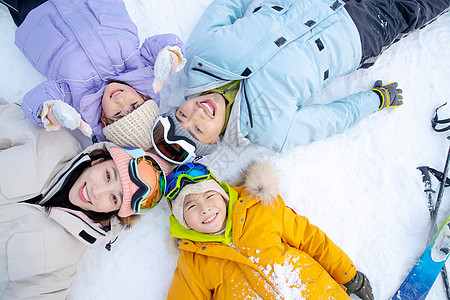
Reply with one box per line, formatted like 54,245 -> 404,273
1,0 -> 450,299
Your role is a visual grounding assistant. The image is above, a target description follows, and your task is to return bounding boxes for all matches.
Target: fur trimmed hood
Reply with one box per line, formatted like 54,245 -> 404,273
231,161 -> 279,206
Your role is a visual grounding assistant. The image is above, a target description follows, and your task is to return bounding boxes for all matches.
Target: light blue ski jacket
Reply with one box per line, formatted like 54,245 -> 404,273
184,0 -> 380,151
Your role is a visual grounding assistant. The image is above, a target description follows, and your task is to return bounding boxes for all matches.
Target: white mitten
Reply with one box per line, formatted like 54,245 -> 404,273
43,100 -> 92,137
153,46 -> 186,93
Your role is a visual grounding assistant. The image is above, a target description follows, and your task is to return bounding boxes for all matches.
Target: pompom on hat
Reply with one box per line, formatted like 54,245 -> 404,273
103,100 -> 160,151
108,147 -> 172,217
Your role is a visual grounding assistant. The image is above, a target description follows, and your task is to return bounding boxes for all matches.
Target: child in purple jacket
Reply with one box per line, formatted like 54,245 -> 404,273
3,0 -> 185,145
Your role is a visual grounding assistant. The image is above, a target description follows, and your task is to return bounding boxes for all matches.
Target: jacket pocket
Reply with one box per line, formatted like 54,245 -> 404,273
190,56 -> 248,81
292,251 -> 324,283
87,0 -> 137,36
7,231 -> 45,281
0,144 -> 39,199
16,19 -> 67,76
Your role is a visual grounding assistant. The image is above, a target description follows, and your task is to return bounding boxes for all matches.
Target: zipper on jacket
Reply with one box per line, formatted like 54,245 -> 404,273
191,67 -> 226,80
230,242 -> 242,254
242,83 -> 253,128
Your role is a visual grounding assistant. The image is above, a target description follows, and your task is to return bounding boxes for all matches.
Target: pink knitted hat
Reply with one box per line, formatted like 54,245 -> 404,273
109,148 -> 172,217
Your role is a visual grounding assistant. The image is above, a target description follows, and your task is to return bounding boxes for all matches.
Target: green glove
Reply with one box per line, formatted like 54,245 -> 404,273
344,271 -> 374,300
371,80 -> 403,111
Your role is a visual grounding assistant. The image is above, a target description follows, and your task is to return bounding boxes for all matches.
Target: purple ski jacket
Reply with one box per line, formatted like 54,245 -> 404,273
15,0 -> 184,141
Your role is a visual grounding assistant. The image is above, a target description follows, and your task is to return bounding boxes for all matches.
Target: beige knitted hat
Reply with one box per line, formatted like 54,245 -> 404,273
170,179 -> 229,229
103,100 -> 160,151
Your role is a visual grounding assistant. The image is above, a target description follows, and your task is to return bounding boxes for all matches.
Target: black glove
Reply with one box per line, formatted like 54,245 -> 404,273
344,271 -> 374,300
371,80 -> 403,111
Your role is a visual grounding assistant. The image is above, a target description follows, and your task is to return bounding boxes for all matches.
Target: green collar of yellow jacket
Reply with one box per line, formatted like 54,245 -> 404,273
169,182 -> 238,245
203,81 -> 239,134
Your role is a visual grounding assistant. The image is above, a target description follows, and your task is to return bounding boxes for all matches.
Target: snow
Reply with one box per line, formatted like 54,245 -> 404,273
1,0 -> 450,299
261,258 -> 307,299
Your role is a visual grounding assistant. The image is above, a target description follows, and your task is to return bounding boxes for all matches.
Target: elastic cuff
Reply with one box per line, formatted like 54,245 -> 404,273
371,89 -> 384,111
40,100 -> 61,131
167,45 -> 187,72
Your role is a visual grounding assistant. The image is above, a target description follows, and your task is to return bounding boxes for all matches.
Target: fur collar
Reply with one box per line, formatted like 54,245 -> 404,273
231,161 -> 279,206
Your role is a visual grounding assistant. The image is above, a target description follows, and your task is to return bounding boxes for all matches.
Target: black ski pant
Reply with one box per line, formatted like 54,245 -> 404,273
344,0 -> 450,68
0,0 -> 46,26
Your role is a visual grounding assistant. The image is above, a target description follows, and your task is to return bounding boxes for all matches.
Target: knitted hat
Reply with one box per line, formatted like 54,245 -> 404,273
165,107 -> 217,158
170,179 -> 229,229
108,147 -> 172,217
103,100 -> 160,151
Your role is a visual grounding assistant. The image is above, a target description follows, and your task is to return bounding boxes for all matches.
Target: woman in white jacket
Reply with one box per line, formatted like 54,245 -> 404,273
0,99 -> 171,299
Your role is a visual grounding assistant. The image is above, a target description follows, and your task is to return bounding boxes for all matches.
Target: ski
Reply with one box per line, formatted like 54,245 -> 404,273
392,214 -> 450,299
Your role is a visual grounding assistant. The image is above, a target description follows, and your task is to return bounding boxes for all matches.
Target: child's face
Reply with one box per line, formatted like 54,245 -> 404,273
69,159 -> 123,213
101,82 -> 147,125
183,190 -> 227,233
176,93 -> 226,144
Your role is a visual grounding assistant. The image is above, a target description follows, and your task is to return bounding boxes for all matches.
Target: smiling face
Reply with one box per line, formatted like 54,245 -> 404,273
176,93 -> 226,144
101,82 -> 148,125
183,190 -> 227,234
69,159 -> 123,213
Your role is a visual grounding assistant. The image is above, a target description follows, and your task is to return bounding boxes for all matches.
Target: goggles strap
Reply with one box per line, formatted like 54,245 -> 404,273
124,147 -> 146,159
163,116 -> 196,149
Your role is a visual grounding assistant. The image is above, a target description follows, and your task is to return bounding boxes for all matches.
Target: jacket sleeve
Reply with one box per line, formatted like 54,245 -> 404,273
0,103 -> 82,203
21,80 -> 70,127
166,252 -> 211,300
185,0 -> 267,73
139,33 -> 185,66
280,203 -> 356,285
0,265 -> 76,300
281,90 -> 380,150
187,0 -> 254,43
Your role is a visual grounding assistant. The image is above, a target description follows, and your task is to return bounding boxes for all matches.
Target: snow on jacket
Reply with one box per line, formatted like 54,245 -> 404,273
184,0 -> 380,152
0,100 -> 126,299
167,161 -> 356,299
15,0 -> 184,141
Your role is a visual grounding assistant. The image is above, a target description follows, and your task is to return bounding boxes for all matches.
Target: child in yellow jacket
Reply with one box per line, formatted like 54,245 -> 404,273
165,161 -> 373,299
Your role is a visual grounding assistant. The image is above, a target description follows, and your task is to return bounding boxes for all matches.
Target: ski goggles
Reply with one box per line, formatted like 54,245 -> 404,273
165,163 -> 218,208
124,147 -> 167,214
151,115 -> 196,165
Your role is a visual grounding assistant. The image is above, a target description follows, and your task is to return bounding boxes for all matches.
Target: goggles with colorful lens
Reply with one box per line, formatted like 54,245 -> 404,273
151,115 -> 196,165
164,163 -> 218,208
124,147 -> 167,214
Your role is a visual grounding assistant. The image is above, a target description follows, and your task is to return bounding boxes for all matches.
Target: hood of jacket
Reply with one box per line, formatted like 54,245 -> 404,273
169,161 -> 279,242
39,142 -> 117,204
40,142 -> 129,247
0,102 -> 129,251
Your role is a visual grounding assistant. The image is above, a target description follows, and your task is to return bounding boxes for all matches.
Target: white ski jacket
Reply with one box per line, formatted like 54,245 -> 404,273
0,99 -> 125,299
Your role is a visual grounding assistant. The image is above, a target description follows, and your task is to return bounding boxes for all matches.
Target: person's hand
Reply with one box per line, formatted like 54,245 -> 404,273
344,271 -> 374,300
153,49 -> 183,93
49,100 -> 92,137
371,80 -> 403,111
